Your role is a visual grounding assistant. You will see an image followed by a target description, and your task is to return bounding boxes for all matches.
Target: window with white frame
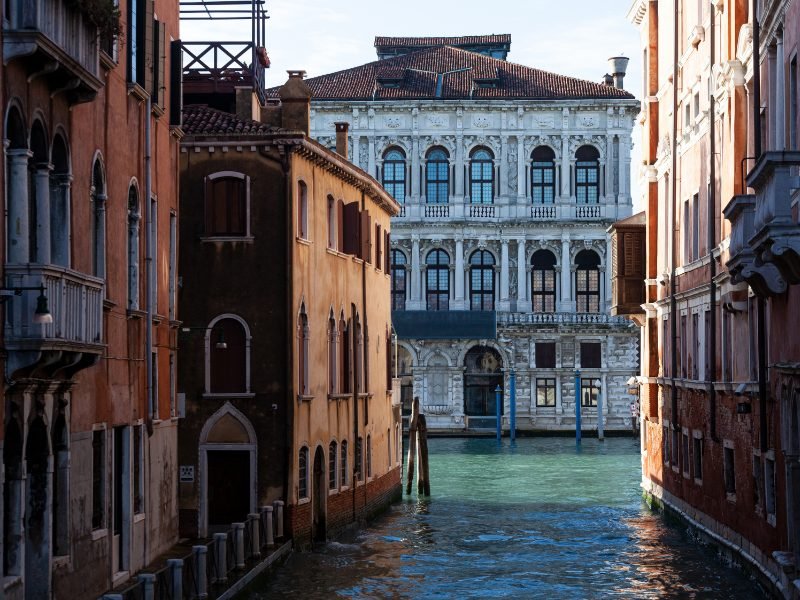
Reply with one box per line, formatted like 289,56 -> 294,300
298,180 -> 309,239
299,446 -> 309,499
127,184 -> 140,311
206,315 -> 251,395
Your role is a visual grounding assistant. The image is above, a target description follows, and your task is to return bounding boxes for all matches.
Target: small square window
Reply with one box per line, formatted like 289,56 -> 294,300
535,343 -> 556,369
536,378 -> 556,407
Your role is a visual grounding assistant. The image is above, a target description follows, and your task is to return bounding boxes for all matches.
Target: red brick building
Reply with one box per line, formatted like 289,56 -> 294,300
1,0 -> 181,597
619,1 -> 800,596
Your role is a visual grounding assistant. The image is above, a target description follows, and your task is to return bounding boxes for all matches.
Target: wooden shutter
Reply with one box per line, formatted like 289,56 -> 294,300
360,210 -> 371,262
384,232 -> 391,272
169,40 -> 182,126
152,19 -> 167,106
580,343 -> 601,369
143,0 -> 154,93
535,342 -> 556,369
337,200 -> 345,252
342,202 -> 359,255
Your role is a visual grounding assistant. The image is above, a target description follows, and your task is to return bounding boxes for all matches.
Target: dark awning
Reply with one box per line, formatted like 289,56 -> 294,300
392,311 -> 496,340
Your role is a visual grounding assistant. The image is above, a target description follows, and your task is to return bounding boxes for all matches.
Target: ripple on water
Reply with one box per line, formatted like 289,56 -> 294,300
244,438 -> 768,600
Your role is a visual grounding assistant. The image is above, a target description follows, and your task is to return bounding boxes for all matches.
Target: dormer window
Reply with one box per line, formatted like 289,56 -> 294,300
474,79 -> 499,89
378,79 -> 402,89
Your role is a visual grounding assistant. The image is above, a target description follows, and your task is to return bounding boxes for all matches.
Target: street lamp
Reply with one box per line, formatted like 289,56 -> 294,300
0,286 -> 53,324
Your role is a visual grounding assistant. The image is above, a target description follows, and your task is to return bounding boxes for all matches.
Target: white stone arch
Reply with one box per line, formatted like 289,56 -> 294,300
465,244 -> 499,266
204,313 -> 253,395
198,402 -> 257,538
419,348 -> 453,368
528,241 -> 562,268
570,241 -> 605,265
526,140 -> 561,161
456,340 -> 513,368
396,341 -> 418,368
465,141 -> 497,159
569,137 -> 606,160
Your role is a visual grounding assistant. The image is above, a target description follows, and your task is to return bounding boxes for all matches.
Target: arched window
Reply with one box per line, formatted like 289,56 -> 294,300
340,315 -> 351,394
575,250 -> 601,313
91,157 -> 107,277
340,440 -> 348,487
531,146 -> 556,204
382,148 -> 406,203
208,316 -> 249,393
205,172 -> 247,236
575,146 -> 600,204
425,147 -> 449,204
51,134 -> 71,267
531,250 -> 557,313
328,441 -> 338,490
128,184 -> 141,311
298,304 -> 309,395
469,148 -> 494,204
328,313 -> 337,394
425,249 -> 450,311
298,180 -> 308,239
391,250 -> 407,311
469,250 -> 495,310
298,446 -> 309,499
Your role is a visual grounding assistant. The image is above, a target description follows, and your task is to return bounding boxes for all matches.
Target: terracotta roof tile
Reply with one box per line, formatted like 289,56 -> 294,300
270,46 -> 634,101
181,104 -> 284,136
374,34 -> 511,48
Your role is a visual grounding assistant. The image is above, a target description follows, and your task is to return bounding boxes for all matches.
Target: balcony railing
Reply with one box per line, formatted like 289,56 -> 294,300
723,194 -> 787,296
424,204 -> 450,218
182,41 -> 266,104
469,204 -> 495,218
747,151 -> 800,285
4,264 -> 104,351
575,204 -> 602,219
530,205 -> 557,220
497,312 -> 630,326
4,0 -> 103,101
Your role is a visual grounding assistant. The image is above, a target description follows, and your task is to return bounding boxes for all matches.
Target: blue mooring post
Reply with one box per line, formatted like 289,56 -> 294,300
495,385 -> 502,443
574,369 -> 582,445
510,370 -> 517,444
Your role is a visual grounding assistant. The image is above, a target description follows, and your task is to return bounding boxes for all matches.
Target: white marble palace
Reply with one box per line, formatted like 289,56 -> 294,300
303,35 -> 641,432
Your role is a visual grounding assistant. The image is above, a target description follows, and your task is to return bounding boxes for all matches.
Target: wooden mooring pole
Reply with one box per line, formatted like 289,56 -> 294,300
417,413 -> 430,496
405,396 -> 419,495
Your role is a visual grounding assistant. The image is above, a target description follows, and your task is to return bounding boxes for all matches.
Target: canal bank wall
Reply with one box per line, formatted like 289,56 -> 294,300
642,479 -> 790,599
287,466 -> 402,549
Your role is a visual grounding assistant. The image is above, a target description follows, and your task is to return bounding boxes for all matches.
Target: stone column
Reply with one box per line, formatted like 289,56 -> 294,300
454,237 -> 465,310
560,135 -> 570,197
51,174 -> 72,267
420,158 -> 428,204
776,29 -> 786,150
7,149 -> 33,264
559,235 -> 574,312
410,236 -> 421,309
34,163 -> 53,264
455,134 -> 464,198
516,137 -> 525,199
517,238 -> 528,310
500,238 -> 510,310
411,134 -> 421,200
620,135 -> 631,201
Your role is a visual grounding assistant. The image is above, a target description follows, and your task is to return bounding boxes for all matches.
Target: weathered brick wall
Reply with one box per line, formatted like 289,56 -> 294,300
287,466 -> 402,548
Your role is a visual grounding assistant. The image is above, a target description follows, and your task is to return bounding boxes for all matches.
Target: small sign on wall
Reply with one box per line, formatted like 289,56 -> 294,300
180,465 -> 195,483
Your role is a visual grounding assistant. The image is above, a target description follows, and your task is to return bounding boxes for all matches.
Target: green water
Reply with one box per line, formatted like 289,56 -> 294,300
246,437 -> 768,599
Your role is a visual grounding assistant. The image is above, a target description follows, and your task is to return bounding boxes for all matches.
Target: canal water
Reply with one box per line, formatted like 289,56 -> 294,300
245,437 -> 768,599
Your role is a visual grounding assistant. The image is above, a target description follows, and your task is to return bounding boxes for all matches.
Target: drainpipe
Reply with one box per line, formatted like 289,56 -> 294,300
360,191 -> 368,515
751,0 -> 768,453
145,94 -> 154,432
351,301 -> 358,522
708,0 -> 718,441
670,0 -> 679,431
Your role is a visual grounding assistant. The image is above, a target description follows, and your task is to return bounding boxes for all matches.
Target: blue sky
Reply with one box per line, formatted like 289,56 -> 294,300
182,0 -> 642,202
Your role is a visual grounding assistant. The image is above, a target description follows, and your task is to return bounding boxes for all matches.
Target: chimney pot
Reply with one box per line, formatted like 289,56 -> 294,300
334,122 -> 349,159
278,71 -> 313,135
608,56 -> 629,89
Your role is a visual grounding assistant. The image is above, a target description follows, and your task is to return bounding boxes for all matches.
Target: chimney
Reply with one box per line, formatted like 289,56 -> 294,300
235,86 -> 259,122
278,70 -> 312,134
334,122 -> 349,159
602,73 -> 614,86
608,56 -> 629,89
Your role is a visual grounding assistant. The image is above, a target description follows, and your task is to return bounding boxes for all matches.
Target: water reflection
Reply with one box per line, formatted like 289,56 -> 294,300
245,438 -> 767,599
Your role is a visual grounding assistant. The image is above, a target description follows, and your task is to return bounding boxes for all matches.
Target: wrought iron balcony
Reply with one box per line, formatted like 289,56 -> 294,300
747,151 -> 800,286
4,0 -> 103,103
4,264 -> 104,376
609,212 -> 646,319
723,193 -> 787,296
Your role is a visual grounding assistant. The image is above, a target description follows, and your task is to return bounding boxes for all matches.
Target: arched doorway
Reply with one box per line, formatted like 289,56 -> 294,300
464,346 -> 503,419
25,416 -> 51,600
199,403 -> 257,537
312,446 -> 326,543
